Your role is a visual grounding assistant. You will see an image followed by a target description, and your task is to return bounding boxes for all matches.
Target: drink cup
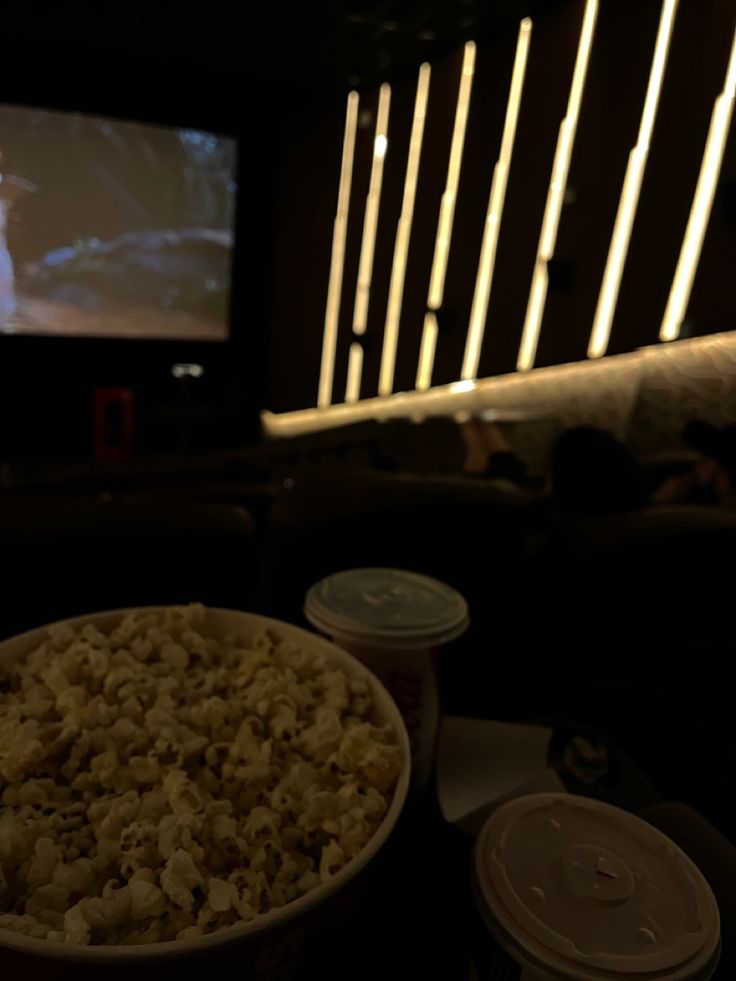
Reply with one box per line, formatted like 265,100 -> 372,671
471,793 -> 721,981
305,568 -> 469,790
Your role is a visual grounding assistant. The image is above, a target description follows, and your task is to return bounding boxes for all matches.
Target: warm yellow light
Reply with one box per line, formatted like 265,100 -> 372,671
318,91 -> 359,408
379,63 -> 431,397
660,28 -> 736,342
352,83 -> 392,337
517,0 -> 598,372
374,134 -> 388,158
588,0 -> 678,359
427,42 -> 476,312
522,262 -> 549,364
267,331 -> 735,438
345,342 -> 364,403
416,41 -> 476,390
463,19 -> 532,381
416,311 -> 439,391
449,379 -> 476,394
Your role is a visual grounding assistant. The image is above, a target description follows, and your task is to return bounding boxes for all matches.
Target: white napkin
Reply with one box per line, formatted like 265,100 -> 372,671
436,716 -> 565,835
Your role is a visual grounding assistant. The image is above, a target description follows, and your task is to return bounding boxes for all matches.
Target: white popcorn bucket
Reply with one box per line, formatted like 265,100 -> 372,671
471,793 -> 721,981
305,568 -> 469,791
0,608 -> 411,980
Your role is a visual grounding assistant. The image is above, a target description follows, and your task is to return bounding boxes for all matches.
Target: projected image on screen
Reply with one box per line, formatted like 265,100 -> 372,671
0,105 -> 236,340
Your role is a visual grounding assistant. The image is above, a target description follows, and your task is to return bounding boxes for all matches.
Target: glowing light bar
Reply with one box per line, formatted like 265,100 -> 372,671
379,63 -> 431,397
660,28 -> 736,342
267,331 -> 726,438
517,0 -> 598,371
416,41 -> 476,390
449,379 -> 477,394
588,0 -> 678,359
462,19 -> 532,381
345,342 -> 364,402
352,83 -> 392,337
416,311 -> 439,391
428,42 -> 476,310
318,91 -> 359,408
171,363 -> 204,379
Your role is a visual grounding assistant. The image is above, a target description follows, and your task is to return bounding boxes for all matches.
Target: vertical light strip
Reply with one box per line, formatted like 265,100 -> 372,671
318,91 -> 359,408
352,83 -> 392,336
416,312 -> 439,392
588,0 -> 679,359
462,19 -> 532,381
379,63 -> 431,396
345,342 -> 364,402
660,28 -> 736,342
416,41 -> 477,391
427,42 -> 476,310
517,0 -> 598,372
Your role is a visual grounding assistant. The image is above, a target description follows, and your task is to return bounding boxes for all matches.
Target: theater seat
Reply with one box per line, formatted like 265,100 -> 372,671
0,497 -> 257,639
257,471 -> 530,629
475,505 -> 736,836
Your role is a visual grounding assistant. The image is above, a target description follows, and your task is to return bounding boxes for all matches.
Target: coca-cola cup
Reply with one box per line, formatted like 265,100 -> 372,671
305,568 -> 469,790
472,793 -> 721,981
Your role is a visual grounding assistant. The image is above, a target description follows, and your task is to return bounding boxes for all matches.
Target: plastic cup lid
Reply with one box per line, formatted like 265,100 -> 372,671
474,794 -> 721,981
304,568 -> 469,651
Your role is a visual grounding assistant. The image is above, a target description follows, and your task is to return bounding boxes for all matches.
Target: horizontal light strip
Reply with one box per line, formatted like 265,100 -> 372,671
379,63 -> 431,397
352,83 -> 392,336
265,330 -> 736,438
660,27 -> 736,342
345,342 -> 364,402
517,0 -> 598,371
318,91 -> 359,408
416,311 -> 439,391
462,18 -> 532,381
416,40 -> 476,390
588,0 -> 678,359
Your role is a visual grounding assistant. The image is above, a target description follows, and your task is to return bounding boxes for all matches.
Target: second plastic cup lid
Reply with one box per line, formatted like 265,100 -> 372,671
304,568 -> 469,651
473,793 -> 721,981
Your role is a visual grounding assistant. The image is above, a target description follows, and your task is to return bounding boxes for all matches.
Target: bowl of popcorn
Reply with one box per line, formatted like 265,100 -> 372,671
0,605 -> 410,976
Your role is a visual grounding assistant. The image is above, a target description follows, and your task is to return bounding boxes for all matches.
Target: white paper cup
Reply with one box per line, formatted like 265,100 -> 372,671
305,568 -> 469,789
472,793 -> 721,981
